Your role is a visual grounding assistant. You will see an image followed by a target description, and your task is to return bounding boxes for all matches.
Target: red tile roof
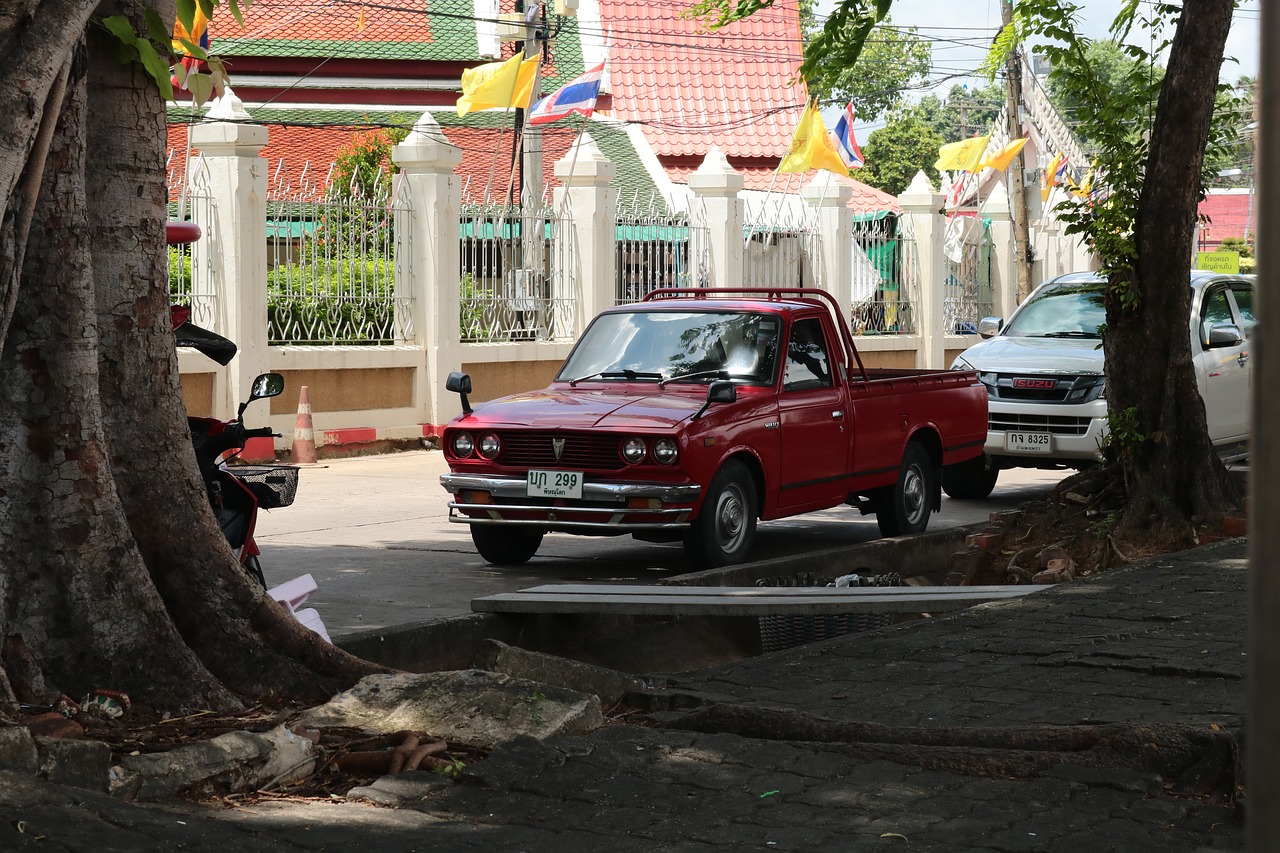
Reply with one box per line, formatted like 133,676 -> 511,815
598,0 -> 806,159
1198,190 -> 1253,249
209,0 -> 436,48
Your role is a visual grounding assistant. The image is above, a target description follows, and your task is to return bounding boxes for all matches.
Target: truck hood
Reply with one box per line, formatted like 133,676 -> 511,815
459,386 -> 707,430
958,336 -> 1105,375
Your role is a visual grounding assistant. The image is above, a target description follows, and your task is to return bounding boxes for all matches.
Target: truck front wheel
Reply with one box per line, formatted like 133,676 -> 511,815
684,460 -> 757,569
471,526 -> 543,566
941,454 -> 999,500
874,442 -> 936,537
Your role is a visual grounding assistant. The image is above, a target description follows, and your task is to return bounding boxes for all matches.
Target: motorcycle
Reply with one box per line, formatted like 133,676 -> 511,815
171,304 -> 295,587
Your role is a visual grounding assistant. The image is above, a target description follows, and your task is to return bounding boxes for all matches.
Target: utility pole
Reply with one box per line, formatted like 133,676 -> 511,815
1003,0 -> 1034,303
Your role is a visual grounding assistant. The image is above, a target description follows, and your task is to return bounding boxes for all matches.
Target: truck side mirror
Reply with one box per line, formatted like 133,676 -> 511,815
692,380 -> 736,420
446,371 -> 473,414
977,317 -> 1003,339
1206,324 -> 1244,348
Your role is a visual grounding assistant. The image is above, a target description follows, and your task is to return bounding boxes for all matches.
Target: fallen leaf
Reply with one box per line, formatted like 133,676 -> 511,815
880,832 -> 908,841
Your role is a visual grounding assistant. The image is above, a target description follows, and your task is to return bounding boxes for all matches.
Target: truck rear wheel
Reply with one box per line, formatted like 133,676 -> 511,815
471,526 -> 543,566
941,454 -> 999,500
874,442 -> 936,537
684,459 -> 757,569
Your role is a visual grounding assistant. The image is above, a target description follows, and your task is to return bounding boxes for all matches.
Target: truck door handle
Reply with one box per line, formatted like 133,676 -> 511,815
832,410 -> 845,420
1238,352 -> 1249,367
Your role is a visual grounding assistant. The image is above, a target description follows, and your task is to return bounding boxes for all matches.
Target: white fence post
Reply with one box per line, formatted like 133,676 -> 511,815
688,148 -> 744,288
392,112 -> 464,430
898,171 -> 947,369
553,133 -> 617,335
983,180 -> 1018,320
802,172 -> 853,313
190,90 -> 269,419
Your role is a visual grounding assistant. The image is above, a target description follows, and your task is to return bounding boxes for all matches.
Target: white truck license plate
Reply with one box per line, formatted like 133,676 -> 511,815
527,469 -> 583,499
1005,432 -> 1052,453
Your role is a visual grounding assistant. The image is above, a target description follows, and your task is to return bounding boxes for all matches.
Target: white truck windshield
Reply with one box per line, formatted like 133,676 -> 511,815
1004,284 -> 1105,338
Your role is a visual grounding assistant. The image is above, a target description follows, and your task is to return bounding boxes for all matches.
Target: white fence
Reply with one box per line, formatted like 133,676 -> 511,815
171,108 -> 1087,450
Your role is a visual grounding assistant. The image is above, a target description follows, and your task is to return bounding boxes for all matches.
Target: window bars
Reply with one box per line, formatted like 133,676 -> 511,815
265,163 -> 413,346
459,196 -> 575,343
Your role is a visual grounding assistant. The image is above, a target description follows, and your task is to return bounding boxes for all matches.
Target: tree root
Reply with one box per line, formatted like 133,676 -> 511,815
658,703 -> 1239,799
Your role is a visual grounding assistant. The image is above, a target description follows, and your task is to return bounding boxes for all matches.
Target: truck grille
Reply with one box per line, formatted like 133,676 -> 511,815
989,413 -> 1094,436
990,373 -> 1104,403
498,431 -> 624,471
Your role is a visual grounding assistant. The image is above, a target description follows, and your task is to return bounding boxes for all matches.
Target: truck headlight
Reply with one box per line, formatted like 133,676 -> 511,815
653,438 -> 679,465
951,355 -> 976,371
622,437 -> 647,464
478,433 -> 502,459
451,431 -> 474,458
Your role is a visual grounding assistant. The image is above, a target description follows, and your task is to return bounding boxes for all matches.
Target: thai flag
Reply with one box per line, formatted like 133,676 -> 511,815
529,63 -> 606,126
831,103 -> 864,169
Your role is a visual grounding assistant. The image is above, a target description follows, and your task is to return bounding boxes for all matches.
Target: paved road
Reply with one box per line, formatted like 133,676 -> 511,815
253,451 -> 1067,637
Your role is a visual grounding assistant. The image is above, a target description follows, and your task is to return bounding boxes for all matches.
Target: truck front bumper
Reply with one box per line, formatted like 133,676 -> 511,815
440,473 -> 701,531
985,399 -> 1109,466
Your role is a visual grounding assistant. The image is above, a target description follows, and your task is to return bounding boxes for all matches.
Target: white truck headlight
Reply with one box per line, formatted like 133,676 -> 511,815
478,433 -> 502,459
653,438 -> 679,465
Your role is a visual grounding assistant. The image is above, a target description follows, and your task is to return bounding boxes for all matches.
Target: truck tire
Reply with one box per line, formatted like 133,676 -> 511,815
941,454 -> 999,500
471,526 -> 543,566
874,442 -> 936,537
684,459 -> 757,569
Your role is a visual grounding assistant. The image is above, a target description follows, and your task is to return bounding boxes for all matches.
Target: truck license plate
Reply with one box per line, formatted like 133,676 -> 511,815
1005,432 -> 1052,453
527,470 -> 583,499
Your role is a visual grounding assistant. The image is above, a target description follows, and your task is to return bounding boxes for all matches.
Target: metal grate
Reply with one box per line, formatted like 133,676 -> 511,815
497,431 -> 624,471
851,213 -> 916,335
988,413 -> 1094,436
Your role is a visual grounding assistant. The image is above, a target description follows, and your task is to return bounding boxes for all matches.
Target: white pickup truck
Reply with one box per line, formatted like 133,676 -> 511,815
945,269 -> 1254,498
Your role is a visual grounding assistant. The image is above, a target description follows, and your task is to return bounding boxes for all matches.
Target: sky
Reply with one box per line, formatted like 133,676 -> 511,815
818,0 -> 1260,124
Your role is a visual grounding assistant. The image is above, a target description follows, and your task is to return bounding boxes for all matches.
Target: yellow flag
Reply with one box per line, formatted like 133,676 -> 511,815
1041,151 -> 1063,202
980,137 -> 1029,172
935,135 -> 991,172
456,54 -> 540,116
778,103 -> 849,177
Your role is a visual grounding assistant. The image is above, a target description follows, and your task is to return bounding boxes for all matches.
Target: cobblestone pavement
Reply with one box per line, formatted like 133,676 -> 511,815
0,540 -> 1246,852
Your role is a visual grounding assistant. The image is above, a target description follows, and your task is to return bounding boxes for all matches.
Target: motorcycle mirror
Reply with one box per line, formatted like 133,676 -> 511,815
250,373 -> 286,400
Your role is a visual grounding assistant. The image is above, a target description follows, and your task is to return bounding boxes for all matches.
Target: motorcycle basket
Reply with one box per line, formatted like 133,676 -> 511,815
234,466 -> 300,509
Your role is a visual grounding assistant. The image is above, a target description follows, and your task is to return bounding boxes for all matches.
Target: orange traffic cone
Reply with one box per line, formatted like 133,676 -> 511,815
291,385 -> 318,464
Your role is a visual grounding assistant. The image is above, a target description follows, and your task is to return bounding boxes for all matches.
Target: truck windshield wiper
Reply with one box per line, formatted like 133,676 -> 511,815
1037,331 -> 1099,338
568,369 -> 661,386
658,369 -> 730,388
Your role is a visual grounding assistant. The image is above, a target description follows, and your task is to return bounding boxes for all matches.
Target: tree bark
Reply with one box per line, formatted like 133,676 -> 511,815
0,42 -> 235,713
0,0 -> 386,717
1103,0 -> 1240,540
0,0 -> 101,349
84,1 -> 383,706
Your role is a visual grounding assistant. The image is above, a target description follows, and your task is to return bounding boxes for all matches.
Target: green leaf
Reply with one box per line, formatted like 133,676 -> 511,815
134,37 -> 175,100
101,15 -> 140,44
176,0 -> 197,32
186,71 -> 214,104
227,0 -> 247,27
143,7 -> 171,45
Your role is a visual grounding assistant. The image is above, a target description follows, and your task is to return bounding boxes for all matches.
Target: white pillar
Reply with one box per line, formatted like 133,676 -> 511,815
190,89 -> 269,419
802,171 -> 853,314
898,171 -> 947,370
553,133 -> 617,335
687,148 -> 744,288
982,179 -> 1018,319
392,112 -> 465,430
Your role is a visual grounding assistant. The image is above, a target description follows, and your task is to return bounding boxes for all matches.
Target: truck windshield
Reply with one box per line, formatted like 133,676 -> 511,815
557,310 -> 782,386
1003,284 -> 1105,338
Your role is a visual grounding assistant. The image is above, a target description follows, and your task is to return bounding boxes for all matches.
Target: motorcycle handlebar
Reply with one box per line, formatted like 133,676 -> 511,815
243,427 -> 280,439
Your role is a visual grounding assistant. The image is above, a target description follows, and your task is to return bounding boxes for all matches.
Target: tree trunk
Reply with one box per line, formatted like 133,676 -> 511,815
1104,0 -> 1239,540
0,42 -> 235,712
0,0 -> 101,347
0,1 -> 386,716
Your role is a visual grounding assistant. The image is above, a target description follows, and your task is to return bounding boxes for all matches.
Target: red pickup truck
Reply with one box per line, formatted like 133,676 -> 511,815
440,288 -> 987,569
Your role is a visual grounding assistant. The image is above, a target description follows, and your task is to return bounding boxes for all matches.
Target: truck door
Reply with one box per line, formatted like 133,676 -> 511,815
776,316 -> 849,510
1194,282 -> 1250,442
